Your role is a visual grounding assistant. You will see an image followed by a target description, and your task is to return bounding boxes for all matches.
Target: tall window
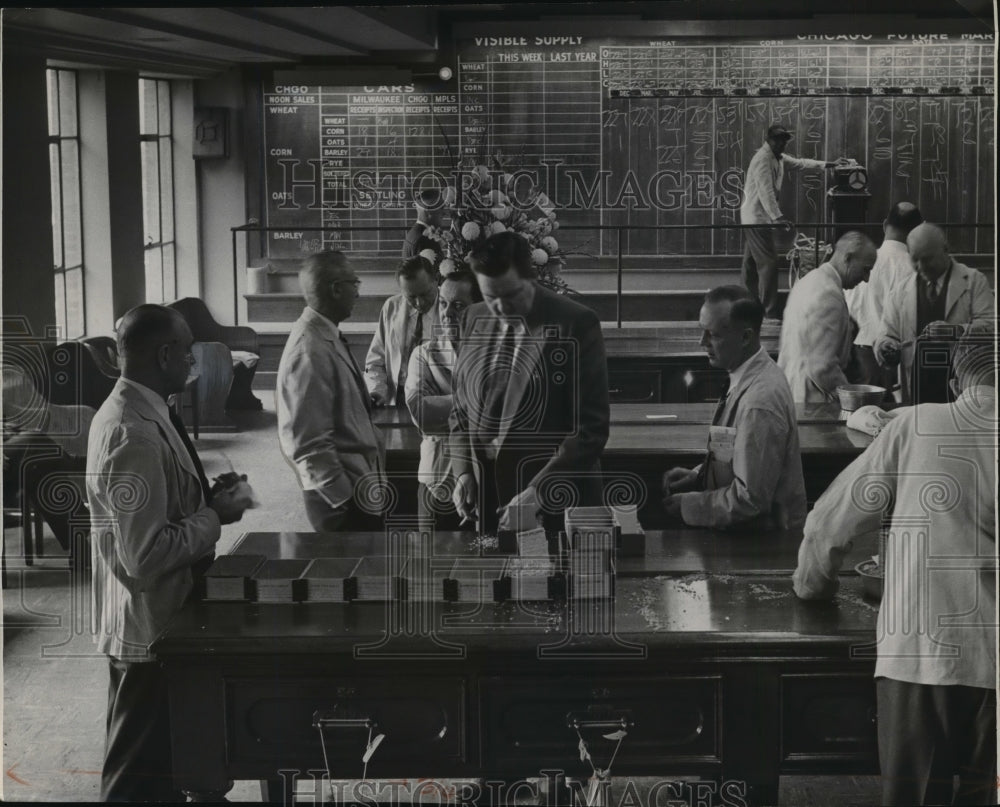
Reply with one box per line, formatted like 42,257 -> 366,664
47,68 -> 85,338
139,77 -> 175,304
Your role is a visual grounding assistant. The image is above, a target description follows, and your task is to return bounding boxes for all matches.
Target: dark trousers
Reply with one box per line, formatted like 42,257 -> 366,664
741,227 -> 781,319
417,482 -> 468,532
876,677 -> 997,806
102,657 -> 183,803
303,489 -> 385,532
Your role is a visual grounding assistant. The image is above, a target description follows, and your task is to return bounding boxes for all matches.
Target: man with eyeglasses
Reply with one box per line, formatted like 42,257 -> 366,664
874,222 -> 994,404
365,255 -> 441,408
87,304 -> 251,801
277,249 -> 387,532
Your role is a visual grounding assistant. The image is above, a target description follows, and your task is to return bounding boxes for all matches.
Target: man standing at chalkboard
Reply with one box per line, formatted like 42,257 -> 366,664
740,124 -> 848,321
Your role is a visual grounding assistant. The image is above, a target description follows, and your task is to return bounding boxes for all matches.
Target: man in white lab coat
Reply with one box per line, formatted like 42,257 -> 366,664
843,201 -> 923,386
874,222 -> 994,404
793,327 -> 996,806
778,231 -> 878,402
662,285 -> 806,531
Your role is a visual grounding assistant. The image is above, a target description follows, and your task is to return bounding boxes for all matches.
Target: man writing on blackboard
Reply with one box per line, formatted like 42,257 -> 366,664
740,124 -> 850,321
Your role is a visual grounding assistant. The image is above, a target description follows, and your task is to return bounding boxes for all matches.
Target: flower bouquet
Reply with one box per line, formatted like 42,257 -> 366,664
416,163 -> 571,294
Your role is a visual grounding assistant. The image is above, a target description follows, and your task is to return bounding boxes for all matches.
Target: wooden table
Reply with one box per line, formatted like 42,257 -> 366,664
376,412 -> 872,527
154,530 -> 879,805
374,402 -> 850,429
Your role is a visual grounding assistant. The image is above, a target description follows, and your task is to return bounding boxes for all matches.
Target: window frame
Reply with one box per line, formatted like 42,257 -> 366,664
139,76 -> 177,304
47,67 -> 86,338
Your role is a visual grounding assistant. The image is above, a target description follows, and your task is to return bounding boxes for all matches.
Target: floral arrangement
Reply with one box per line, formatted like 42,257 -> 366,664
416,163 -> 571,294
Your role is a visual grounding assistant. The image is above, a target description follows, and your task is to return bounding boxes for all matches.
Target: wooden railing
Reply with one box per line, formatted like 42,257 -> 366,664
231,221 -> 995,327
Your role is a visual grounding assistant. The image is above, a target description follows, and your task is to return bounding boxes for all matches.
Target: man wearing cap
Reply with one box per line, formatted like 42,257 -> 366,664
740,124 -> 849,320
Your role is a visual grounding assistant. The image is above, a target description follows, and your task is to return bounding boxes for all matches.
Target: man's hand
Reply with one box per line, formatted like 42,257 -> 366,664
662,493 -> 683,520
370,392 -> 386,408
775,216 -> 794,232
209,484 -> 252,525
920,320 -> 955,340
875,337 -> 902,367
662,467 -> 699,496
452,472 -> 478,525
835,156 -> 852,166
498,485 -> 540,532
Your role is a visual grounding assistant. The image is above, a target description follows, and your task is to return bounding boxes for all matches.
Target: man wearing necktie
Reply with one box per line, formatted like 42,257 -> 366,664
87,305 -> 251,802
662,286 -> 806,531
278,250 -> 387,532
365,255 -> 440,407
449,232 -> 610,534
875,222 -> 995,404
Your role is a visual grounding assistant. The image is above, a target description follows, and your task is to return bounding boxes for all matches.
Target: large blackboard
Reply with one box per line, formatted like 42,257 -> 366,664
262,34 -> 994,258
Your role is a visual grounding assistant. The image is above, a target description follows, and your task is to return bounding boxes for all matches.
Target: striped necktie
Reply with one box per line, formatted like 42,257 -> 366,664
396,311 -> 423,406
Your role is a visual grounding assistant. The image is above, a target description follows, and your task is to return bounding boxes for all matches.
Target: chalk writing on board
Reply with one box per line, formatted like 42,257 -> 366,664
261,36 -> 993,259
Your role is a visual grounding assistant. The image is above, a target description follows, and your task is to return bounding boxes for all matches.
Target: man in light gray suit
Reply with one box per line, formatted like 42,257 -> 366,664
277,250 -> 386,532
88,304 -> 250,801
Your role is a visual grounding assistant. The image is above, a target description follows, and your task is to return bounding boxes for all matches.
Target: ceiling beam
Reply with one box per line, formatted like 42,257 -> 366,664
66,8 -> 301,63
348,6 -> 439,48
222,8 -> 369,56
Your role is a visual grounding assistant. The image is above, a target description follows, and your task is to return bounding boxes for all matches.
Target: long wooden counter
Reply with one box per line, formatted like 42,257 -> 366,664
153,530 -> 880,806
373,402 -> 852,429
375,405 -> 873,527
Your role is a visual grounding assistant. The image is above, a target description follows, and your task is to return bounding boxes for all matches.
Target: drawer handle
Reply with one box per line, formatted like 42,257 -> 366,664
608,388 -> 622,394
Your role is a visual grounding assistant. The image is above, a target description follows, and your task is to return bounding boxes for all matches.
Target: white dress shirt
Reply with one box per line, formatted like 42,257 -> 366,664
740,143 -> 827,225
845,239 -> 913,347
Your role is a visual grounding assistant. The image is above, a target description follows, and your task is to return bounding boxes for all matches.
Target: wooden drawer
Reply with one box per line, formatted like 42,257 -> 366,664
482,676 -> 720,772
608,370 -> 661,403
781,673 -> 877,767
226,676 -> 466,772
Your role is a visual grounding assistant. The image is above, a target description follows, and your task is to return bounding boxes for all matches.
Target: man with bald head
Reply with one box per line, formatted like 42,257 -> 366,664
778,230 -> 878,402
844,201 -> 923,386
87,304 -> 251,801
277,249 -> 386,531
874,222 -> 994,403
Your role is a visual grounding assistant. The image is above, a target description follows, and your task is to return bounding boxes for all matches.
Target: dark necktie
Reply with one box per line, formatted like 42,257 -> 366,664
710,379 -> 731,426
484,325 -> 517,437
340,333 -> 373,414
168,408 -> 211,505
925,278 -> 940,304
697,380 -> 731,489
395,312 -> 423,406
168,408 -> 215,579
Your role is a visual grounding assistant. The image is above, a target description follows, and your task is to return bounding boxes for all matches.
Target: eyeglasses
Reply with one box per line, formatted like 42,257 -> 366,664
335,278 -> 362,289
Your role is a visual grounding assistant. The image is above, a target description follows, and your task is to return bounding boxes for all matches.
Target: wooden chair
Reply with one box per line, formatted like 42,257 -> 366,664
2,353 -> 93,576
167,299 -> 263,428
45,340 -> 118,410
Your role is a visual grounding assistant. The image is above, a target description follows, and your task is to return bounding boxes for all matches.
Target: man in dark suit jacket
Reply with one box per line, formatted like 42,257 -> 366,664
449,232 -> 610,533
